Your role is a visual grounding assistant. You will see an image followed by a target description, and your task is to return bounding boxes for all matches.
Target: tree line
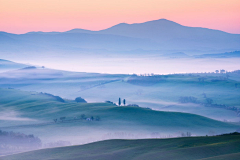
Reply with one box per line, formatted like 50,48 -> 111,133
0,130 -> 41,155
53,114 -> 100,123
179,96 -> 240,117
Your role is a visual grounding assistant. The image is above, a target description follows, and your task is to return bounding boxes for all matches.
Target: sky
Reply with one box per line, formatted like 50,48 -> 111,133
0,0 -> 240,34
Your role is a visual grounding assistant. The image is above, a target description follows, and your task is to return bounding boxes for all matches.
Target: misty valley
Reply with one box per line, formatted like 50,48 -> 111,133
0,59 -> 240,159
0,18 -> 240,160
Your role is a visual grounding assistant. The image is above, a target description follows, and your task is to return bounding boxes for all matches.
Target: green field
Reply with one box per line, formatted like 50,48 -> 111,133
0,60 -> 240,159
0,88 -> 239,145
1,67 -> 239,122
2,133 -> 240,160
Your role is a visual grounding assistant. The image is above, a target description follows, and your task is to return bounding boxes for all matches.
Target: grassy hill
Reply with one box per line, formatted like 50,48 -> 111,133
2,68 -> 238,122
0,88 -> 239,146
2,133 -> 240,160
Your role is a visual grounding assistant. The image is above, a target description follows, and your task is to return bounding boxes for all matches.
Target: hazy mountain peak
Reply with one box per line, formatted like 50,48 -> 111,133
66,28 -> 93,33
142,18 -> 182,25
103,18 -> 181,31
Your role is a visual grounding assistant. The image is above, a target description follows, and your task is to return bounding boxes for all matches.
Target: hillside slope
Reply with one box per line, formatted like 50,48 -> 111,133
0,59 -> 28,73
2,133 -> 240,160
0,88 -> 239,145
1,66 -> 240,123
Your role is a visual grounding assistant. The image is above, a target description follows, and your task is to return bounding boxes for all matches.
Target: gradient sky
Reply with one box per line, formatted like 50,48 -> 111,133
0,0 -> 240,34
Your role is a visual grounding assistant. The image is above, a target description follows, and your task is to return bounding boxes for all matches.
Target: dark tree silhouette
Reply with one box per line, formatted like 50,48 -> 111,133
118,98 -> 121,106
123,99 -> 126,106
75,97 -> 87,103
220,69 -> 225,74
40,92 -> 65,102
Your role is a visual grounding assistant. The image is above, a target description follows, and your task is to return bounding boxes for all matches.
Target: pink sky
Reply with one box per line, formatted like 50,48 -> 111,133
0,0 -> 240,34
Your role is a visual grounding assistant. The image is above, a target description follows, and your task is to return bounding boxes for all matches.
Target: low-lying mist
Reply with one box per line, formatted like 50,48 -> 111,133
2,53 -> 240,74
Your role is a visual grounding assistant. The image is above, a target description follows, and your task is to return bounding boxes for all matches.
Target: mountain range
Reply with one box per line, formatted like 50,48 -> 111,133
0,19 -> 240,57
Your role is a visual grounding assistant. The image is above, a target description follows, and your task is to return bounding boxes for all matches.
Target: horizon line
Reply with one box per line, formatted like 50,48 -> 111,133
1,18 -> 239,35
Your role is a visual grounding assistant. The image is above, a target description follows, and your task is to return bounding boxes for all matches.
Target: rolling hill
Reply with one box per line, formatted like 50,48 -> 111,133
0,59 -> 28,73
1,133 -> 240,160
0,61 -> 240,123
0,88 -> 239,147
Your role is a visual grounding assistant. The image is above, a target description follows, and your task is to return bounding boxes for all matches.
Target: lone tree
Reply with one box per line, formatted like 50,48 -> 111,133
118,98 -> 121,106
215,70 -> 219,74
123,99 -> 126,106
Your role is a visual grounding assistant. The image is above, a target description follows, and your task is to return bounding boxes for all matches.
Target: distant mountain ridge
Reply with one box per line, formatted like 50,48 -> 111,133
0,19 -> 240,57
195,51 -> 240,58
67,19 -> 240,48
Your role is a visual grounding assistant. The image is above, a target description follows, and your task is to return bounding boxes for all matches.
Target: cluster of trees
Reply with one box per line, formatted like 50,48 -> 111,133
179,95 -> 240,117
21,66 -> 37,70
106,98 -> 140,107
127,104 -> 140,107
211,77 -> 228,82
105,101 -> 117,105
80,114 -> 100,121
118,98 -> 126,106
204,103 -> 240,117
198,76 -> 230,82
53,114 -> 100,123
181,132 -> 192,137
215,69 -> 226,74
231,70 -> 240,75
0,130 -> 41,155
198,77 -> 206,82
75,97 -> 87,103
40,92 -> 65,102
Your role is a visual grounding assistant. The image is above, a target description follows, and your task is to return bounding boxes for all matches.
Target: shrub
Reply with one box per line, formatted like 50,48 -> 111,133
75,97 -> 87,103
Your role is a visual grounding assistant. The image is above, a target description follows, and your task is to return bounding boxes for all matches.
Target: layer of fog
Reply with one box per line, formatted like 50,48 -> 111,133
3,123 -> 225,150
0,110 -> 36,122
1,53 -> 240,75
